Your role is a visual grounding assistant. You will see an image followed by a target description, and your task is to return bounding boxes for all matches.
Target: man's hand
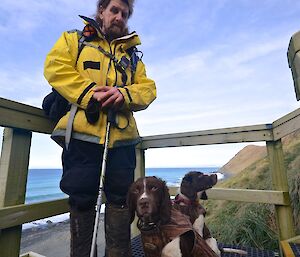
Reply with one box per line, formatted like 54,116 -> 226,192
92,86 -> 124,110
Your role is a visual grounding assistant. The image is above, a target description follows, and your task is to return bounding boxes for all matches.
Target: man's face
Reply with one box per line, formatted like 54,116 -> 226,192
99,0 -> 129,40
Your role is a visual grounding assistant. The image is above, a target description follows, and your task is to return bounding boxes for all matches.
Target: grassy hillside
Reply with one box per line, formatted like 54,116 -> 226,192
204,131 -> 300,251
220,145 -> 267,176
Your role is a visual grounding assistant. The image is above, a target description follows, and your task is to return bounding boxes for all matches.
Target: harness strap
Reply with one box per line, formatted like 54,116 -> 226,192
82,41 -> 130,86
65,104 -> 78,150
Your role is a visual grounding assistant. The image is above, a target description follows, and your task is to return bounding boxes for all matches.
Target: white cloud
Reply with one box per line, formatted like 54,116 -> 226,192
0,0 -> 95,34
0,68 -> 49,107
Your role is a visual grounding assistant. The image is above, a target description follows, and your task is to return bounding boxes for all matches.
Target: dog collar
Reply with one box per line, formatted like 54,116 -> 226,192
137,218 -> 159,232
173,194 -> 193,206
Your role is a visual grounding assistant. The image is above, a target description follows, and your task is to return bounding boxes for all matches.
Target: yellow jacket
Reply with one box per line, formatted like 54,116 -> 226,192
44,18 -> 156,148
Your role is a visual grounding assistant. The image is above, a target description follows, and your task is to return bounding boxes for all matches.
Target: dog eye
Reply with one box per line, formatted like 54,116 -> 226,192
133,188 -> 140,194
150,186 -> 158,191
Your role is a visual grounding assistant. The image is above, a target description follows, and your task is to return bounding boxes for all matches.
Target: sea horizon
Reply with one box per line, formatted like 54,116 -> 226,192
23,167 -> 223,230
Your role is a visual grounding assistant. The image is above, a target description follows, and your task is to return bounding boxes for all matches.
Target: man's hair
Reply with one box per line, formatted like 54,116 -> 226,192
95,0 -> 134,26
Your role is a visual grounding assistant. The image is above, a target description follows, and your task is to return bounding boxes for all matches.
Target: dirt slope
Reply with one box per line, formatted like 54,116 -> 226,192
220,145 -> 267,175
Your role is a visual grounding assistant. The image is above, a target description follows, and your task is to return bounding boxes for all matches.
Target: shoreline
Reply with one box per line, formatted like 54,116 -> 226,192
20,214 -> 105,257
19,170 -> 227,256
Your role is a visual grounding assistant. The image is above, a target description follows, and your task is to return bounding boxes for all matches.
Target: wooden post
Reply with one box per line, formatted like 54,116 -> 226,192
134,145 -> 145,180
266,140 -> 295,242
131,146 -> 146,237
0,128 -> 32,257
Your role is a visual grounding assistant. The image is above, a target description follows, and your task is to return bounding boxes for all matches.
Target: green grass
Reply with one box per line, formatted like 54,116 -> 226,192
204,131 -> 300,251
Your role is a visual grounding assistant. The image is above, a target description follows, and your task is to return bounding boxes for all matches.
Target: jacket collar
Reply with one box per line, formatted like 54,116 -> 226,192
79,15 -> 141,49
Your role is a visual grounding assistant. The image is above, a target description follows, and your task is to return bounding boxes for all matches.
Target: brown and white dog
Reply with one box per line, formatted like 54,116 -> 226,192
173,171 -> 220,255
174,171 -> 247,256
127,176 -> 219,257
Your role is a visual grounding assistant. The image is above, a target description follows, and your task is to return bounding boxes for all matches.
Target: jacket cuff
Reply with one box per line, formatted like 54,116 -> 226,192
77,82 -> 96,109
118,87 -> 132,109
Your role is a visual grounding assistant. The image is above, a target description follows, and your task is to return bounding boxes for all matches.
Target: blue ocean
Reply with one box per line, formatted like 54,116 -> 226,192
25,167 -> 222,204
23,167 -> 222,229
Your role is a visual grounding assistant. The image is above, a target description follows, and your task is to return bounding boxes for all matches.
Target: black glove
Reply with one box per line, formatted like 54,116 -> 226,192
85,98 -> 101,124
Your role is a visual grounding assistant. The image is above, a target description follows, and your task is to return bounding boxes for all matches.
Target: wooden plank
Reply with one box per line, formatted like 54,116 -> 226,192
0,97 -> 54,134
0,226 -> 23,257
272,107 -> 300,128
132,147 -> 145,237
285,235 -> 300,244
0,97 -> 46,117
0,188 -> 288,231
134,146 -> 145,180
141,124 -> 273,149
0,129 -> 32,206
267,141 -> 295,241
273,113 -> 300,140
0,198 -> 69,229
280,241 -> 295,257
143,124 -> 272,140
0,105 -> 55,134
169,187 -> 290,205
0,128 -> 32,257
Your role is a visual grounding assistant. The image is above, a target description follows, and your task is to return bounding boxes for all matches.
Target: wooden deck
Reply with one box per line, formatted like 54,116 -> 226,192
131,235 -> 282,257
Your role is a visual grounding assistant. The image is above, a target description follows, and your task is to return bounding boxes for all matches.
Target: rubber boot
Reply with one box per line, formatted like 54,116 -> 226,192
104,204 -> 132,257
70,207 -> 97,257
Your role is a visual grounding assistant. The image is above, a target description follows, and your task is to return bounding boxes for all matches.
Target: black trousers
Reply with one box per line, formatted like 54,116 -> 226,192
60,139 -> 136,210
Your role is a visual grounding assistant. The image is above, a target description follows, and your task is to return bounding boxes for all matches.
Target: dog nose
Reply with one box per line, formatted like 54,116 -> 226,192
139,198 -> 150,209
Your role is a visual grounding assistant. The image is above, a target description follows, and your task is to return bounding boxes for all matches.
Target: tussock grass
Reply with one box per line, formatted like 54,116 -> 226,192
204,130 -> 300,250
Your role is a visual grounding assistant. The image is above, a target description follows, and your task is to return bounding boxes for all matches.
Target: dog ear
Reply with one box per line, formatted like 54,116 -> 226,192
160,180 -> 172,224
200,191 -> 208,200
210,174 -> 218,187
126,185 -> 137,224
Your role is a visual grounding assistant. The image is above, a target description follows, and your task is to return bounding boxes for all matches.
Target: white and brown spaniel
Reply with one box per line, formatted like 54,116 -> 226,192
127,176 -> 219,257
174,171 -> 247,256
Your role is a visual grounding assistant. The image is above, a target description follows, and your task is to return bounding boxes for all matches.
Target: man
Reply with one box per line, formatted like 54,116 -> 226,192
44,0 -> 156,256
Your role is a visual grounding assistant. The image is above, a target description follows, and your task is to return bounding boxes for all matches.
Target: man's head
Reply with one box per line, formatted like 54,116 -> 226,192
96,0 -> 134,41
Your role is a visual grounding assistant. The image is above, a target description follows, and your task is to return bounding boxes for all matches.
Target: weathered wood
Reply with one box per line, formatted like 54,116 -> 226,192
272,106 -> 300,128
267,140 -> 295,241
285,235 -> 300,243
272,109 -> 300,140
141,124 -> 273,149
0,97 -> 43,116
134,145 -> 146,180
0,129 -> 32,206
0,226 -> 23,257
132,146 -> 146,237
0,188 -> 289,230
0,97 -> 55,134
0,128 -> 32,257
169,187 -> 290,205
0,198 -> 69,229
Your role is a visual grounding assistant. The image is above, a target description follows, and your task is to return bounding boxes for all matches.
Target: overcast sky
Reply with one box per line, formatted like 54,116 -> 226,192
1,0 -> 300,169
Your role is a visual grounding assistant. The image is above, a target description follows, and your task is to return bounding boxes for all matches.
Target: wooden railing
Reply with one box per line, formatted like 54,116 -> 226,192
0,96 -> 298,256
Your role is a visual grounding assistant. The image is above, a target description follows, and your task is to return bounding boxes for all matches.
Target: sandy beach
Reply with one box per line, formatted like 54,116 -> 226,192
20,214 -> 105,257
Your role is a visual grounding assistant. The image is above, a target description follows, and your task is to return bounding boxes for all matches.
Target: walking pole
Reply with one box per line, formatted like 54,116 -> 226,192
90,110 -> 115,257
